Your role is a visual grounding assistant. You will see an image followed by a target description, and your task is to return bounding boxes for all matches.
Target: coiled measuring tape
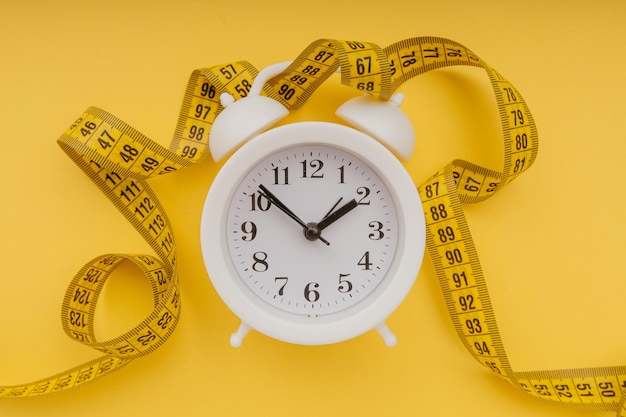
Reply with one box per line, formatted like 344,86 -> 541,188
2,36 -> 624,416
0,62 -> 261,397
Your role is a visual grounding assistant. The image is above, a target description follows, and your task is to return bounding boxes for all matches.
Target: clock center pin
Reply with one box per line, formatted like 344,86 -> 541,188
304,222 -> 322,241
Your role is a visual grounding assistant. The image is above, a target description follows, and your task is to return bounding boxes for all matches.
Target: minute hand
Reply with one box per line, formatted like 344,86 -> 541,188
317,199 -> 358,231
259,184 -> 308,229
259,184 -> 331,245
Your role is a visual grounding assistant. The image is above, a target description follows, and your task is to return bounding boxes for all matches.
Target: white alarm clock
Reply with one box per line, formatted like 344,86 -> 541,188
200,62 -> 425,347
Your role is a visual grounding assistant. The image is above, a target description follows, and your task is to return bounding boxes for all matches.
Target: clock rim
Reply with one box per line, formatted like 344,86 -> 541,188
200,121 -> 426,345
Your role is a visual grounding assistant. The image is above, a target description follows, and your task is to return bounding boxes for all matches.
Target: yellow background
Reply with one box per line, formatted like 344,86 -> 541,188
1,0 -> 625,416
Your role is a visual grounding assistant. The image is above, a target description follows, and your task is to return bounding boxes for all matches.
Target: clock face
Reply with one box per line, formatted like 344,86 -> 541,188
202,121 -> 425,345
226,144 -> 399,317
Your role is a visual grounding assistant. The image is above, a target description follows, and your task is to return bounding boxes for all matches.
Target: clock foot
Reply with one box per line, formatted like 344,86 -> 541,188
375,322 -> 397,347
230,321 -> 251,348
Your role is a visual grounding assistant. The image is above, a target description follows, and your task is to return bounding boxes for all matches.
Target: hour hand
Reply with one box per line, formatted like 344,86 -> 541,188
317,199 -> 358,231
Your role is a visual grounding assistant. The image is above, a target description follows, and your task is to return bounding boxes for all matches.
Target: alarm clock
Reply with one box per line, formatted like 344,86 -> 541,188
200,62 -> 426,347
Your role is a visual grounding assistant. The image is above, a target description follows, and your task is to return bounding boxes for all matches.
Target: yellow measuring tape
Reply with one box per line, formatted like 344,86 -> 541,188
1,36 -> 623,416
0,61 -> 260,397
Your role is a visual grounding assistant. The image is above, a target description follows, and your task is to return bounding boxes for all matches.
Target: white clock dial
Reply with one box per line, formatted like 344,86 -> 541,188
201,121 -> 425,346
226,145 -> 398,316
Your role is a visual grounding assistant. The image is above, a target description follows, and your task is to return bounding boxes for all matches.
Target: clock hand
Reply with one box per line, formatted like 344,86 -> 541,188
322,197 -> 343,220
317,199 -> 358,231
258,184 -> 308,228
258,184 -> 330,245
